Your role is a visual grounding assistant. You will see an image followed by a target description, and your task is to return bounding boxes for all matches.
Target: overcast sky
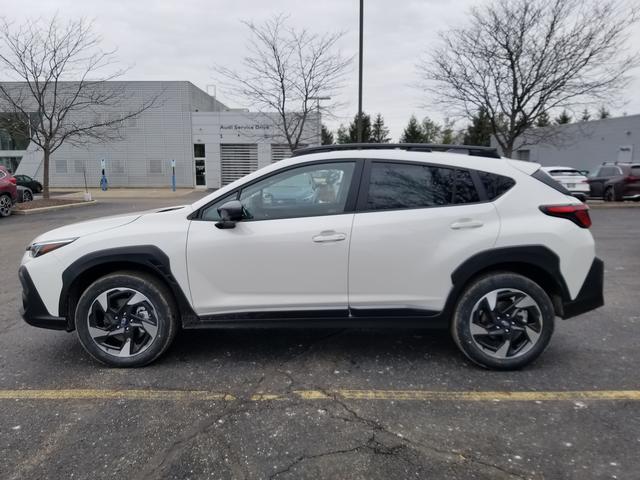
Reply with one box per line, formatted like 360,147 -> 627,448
3,0 -> 640,140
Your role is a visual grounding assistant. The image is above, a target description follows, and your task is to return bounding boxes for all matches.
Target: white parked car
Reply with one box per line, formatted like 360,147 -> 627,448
19,144 -> 604,370
541,166 -> 590,201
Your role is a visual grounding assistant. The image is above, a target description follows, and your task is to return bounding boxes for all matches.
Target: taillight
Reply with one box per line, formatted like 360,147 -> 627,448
9,177 -> 16,185
539,204 -> 592,228
624,176 -> 640,183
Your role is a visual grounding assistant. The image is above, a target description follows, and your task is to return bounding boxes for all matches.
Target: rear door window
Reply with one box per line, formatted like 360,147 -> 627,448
365,162 -> 455,210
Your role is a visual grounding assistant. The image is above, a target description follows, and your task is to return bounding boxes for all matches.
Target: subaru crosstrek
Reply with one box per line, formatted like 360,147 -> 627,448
19,144 -> 604,370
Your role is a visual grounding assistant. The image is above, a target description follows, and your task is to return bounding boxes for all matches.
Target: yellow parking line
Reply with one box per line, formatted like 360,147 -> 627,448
0,389 -> 639,402
295,389 -> 640,401
0,389 -> 235,401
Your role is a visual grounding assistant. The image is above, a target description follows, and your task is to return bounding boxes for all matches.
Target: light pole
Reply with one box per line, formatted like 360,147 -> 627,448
357,0 -> 364,143
309,96 -> 331,145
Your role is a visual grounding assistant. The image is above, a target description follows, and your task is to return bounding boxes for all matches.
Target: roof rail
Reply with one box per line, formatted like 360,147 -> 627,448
292,143 -> 501,159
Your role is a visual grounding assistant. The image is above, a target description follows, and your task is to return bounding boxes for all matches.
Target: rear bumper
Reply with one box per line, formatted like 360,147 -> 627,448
19,266 -> 71,331
561,257 -> 604,319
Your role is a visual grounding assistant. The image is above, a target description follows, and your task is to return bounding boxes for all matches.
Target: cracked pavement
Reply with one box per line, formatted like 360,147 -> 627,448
1,196 -> 639,479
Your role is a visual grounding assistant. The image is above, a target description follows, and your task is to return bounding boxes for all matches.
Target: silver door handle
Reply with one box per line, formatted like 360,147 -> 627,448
450,219 -> 484,230
312,231 -> 346,243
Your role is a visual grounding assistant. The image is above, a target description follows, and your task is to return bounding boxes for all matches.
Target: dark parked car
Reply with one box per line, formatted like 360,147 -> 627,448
0,166 -> 18,217
17,185 -> 33,203
14,174 -> 42,193
587,162 -> 640,201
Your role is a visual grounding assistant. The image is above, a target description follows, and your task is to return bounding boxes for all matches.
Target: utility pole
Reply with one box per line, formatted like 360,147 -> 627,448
357,0 -> 364,143
309,96 -> 331,146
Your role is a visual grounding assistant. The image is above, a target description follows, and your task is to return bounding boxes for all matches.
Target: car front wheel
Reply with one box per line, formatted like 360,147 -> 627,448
0,194 -> 12,217
451,273 -> 555,370
75,271 -> 178,367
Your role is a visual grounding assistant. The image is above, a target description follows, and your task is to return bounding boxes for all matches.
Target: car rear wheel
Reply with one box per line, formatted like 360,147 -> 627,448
604,187 -> 617,202
451,273 -> 555,370
0,194 -> 12,217
75,272 -> 178,367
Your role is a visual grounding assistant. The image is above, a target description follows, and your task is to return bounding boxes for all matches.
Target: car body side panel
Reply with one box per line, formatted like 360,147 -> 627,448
492,178 -> 595,299
348,202 -> 500,312
21,207 -> 193,316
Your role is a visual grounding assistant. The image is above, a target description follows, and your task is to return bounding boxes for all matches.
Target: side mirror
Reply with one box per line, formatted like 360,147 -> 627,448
216,200 -> 244,229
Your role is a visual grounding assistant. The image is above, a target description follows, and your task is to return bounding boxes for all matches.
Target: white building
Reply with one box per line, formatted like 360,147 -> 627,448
0,81 -> 319,189
493,114 -> 639,172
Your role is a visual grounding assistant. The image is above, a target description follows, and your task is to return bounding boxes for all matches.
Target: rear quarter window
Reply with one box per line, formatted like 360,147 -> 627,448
531,169 -> 571,195
477,171 -> 516,200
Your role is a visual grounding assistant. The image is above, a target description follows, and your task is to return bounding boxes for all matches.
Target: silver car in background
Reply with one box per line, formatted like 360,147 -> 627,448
541,166 -> 590,201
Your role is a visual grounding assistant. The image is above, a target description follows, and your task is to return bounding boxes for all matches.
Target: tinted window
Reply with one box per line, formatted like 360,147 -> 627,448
238,162 -> 355,221
477,171 -> 516,200
201,193 -> 238,221
366,163 -> 455,210
631,166 -> 640,176
454,170 -> 480,204
531,169 -> 570,195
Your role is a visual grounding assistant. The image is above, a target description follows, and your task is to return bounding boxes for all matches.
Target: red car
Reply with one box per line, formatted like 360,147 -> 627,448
0,166 -> 18,217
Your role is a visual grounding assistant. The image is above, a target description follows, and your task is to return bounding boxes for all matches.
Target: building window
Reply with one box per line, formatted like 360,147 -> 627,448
74,159 -> 85,173
110,158 -> 125,174
220,144 -> 258,186
148,159 -> 163,174
517,150 -> 530,161
194,144 -> 206,158
55,159 -> 68,174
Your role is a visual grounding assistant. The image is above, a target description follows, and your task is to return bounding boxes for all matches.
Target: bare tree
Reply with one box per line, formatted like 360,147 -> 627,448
214,15 -> 350,151
418,0 -> 639,157
0,17 -> 157,198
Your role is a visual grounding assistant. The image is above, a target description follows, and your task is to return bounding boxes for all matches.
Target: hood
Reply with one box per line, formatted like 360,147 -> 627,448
31,205 -> 190,244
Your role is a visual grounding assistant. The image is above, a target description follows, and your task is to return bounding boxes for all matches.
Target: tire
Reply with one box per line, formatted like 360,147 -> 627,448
451,273 -> 555,370
22,189 -> 33,202
75,271 -> 178,367
0,194 -> 12,217
603,187 -> 617,202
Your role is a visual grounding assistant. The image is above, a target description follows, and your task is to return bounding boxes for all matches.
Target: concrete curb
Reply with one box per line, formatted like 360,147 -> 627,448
588,202 -> 640,209
12,200 -> 97,215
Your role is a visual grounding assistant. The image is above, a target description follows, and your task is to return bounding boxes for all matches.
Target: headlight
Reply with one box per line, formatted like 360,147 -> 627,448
28,238 -> 77,257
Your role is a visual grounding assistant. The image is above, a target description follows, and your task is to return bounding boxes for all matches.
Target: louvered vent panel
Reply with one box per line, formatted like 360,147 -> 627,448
220,144 -> 259,186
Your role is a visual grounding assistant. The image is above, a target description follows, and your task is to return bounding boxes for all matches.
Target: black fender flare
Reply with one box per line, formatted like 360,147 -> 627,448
60,245 -> 197,329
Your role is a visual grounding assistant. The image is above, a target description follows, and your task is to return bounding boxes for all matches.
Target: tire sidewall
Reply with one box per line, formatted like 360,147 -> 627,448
75,273 -> 177,367
452,273 -> 555,370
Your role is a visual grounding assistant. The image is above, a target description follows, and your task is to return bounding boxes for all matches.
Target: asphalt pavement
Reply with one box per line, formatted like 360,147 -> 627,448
0,196 -> 639,480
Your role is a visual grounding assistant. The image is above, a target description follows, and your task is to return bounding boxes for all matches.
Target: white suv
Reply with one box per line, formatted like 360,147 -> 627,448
19,144 -> 604,370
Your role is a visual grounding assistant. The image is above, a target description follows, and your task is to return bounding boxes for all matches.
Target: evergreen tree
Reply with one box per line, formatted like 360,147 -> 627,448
580,109 -> 591,122
347,112 -> 372,142
321,124 -> 334,145
598,106 -> 611,119
463,107 -> 492,146
555,110 -> 572,125
535,111 -> 551,128
370,113 -> 391,143
400,115 -> 424,143
440,118 -> 455,144
336,124 -> 350,144
421,117 -> 442,143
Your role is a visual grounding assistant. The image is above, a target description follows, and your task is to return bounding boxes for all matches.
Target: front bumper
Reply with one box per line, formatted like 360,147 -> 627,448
19,266 -> 71,331
561,257 -> 604,319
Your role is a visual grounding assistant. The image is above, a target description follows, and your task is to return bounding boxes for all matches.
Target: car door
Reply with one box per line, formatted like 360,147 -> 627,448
348,160 -> 500,314
186,160 -> 361,316
587,167 -> 609,196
